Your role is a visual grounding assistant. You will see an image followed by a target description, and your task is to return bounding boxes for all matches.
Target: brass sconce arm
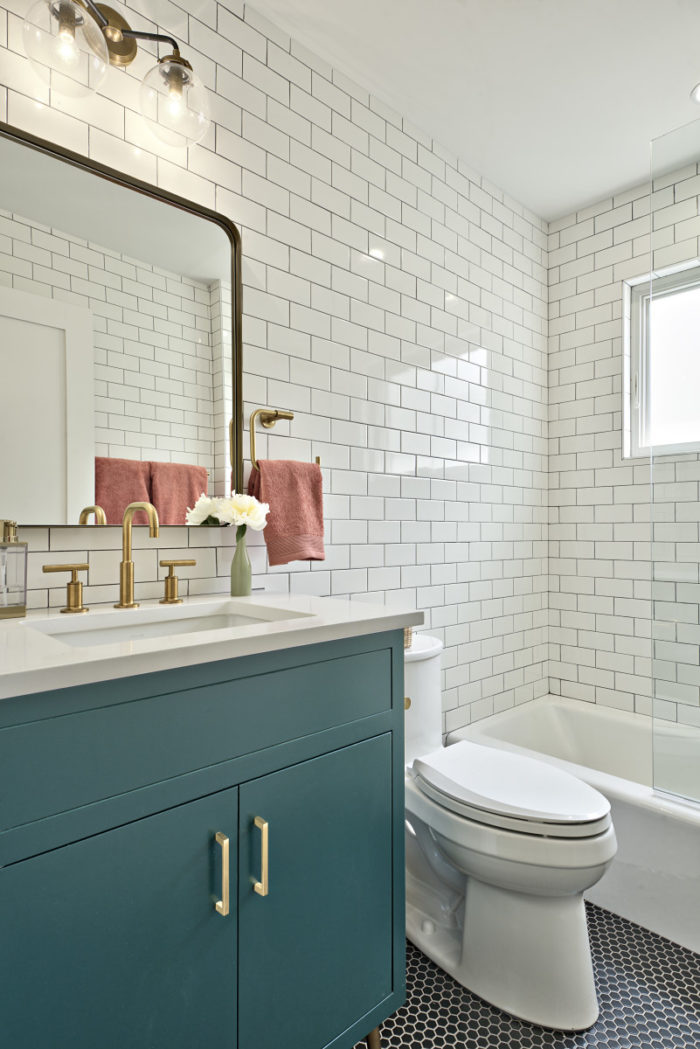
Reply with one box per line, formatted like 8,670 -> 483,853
110,28 -> 181,54
80,0 -> 109,28
81,0 -> 179,51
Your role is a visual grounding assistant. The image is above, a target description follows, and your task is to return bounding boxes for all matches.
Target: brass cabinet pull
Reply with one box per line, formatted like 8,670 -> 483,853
214,831 -> 230,916
404,696 -> 412,710
253,816 -> 269,897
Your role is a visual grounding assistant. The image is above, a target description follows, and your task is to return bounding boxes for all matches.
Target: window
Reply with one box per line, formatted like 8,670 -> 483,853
629,265 -> 700,456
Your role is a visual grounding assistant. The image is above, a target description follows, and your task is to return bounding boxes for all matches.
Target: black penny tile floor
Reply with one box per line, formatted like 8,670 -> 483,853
356,904 -> 700,1048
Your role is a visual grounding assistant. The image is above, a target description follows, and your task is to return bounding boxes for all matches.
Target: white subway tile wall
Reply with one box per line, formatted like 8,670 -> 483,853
549,163 -> 700,730
2,0 -> 549,729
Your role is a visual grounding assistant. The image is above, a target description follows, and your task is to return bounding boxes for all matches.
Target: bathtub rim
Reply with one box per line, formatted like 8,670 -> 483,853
449,694 -> 700,831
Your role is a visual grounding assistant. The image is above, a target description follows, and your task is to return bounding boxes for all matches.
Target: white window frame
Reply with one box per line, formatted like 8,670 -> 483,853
627,262 -> 700,458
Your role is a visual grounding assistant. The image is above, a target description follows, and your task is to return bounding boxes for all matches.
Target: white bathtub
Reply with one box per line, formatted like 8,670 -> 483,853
451,695 -> 700,954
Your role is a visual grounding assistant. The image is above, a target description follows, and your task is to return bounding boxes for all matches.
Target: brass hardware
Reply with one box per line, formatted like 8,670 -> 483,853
214,831 -> 230,917
79,505 -> 106,525
259,409 -> 293,429
365,1028 -> 382,1049
94,4 -> 138,66
253,816 -> 269,897
42,562 -> 89,614
114,502 -> 159,609
159,559 -> 196,604
404,627 -> 413,649
250,407 -> 293,469
249,407 -> 321,470
404,696 -> 412,710
1,520 -> 18,543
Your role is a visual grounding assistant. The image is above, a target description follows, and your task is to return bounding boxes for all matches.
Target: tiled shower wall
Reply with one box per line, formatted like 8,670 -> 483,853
0,1 -> 549,730
549,161 -> 700,728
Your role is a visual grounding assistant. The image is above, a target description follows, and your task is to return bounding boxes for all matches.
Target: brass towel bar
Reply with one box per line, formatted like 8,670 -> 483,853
249,407 -> 321,470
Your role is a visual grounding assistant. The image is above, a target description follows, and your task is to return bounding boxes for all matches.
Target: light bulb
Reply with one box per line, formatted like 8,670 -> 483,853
167,80 -> 183,118
23,0 -> 108,98
56,25 -> 79,66
140,53 -> 211,149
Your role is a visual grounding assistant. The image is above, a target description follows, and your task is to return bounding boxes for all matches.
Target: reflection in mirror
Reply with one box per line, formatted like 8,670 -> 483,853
0,126 -> 241,527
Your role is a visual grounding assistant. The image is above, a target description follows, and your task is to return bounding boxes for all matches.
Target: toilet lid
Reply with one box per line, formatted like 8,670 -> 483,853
413,741 -> 611,836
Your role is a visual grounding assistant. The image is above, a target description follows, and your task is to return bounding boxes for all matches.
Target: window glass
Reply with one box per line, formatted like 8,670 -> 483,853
648,283 -> 700,447
628,265 -> 700,456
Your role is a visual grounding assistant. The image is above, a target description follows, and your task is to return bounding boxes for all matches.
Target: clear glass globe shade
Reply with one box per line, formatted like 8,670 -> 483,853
140,58 -> 211,149
23,0 -> 108,98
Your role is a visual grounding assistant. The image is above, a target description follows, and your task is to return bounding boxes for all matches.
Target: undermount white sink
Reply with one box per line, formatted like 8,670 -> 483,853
24,599 -> 314,648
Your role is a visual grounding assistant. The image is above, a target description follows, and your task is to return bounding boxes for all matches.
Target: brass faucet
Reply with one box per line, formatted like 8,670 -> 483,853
79,505 -> 107,525
115,502 -> 159,609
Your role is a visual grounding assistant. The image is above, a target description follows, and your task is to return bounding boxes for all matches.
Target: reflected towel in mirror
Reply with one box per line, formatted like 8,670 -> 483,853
95,458 -> 151,525
151,461 -> 209,526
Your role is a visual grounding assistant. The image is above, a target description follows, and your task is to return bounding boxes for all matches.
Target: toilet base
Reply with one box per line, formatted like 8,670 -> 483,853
408,878 -> 599,1031
461,878 -> 598,1030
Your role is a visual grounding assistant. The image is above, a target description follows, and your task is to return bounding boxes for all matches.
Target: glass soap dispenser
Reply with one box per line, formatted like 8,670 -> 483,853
0,520 -> 28,619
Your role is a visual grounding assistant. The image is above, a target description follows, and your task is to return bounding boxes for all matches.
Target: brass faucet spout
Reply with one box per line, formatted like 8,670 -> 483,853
79,505 -> 107,525
115,502 -> 160,608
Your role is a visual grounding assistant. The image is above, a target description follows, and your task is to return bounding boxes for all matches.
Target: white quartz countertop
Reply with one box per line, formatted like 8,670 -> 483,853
0,594 -> 423,700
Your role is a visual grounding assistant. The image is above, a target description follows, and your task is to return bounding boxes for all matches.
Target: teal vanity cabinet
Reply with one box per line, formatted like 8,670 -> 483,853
1,788 -> 239,1048
0,630 -> 405,1049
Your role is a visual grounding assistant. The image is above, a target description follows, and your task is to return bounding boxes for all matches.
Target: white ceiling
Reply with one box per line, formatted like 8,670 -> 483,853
252,0 -> 700,221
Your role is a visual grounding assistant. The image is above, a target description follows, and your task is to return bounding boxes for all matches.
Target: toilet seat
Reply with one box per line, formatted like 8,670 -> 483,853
412,741 -> 611,839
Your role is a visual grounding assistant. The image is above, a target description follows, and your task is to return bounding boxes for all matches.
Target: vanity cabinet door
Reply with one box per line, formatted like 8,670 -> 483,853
238,735 -> 394,1049
0,786 -> 238,1049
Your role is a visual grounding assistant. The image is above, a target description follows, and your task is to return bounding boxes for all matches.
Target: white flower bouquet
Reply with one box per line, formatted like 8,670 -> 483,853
187,493 -> 269,597
186,493 -> 269,540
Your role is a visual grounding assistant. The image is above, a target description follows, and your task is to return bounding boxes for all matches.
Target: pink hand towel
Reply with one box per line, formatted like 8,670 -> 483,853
248,460 -> 325,566
150,460 -> 209,525
95,457 -> 151,525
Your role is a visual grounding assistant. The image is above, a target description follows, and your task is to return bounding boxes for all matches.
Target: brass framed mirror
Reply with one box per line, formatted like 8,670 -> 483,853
0,120 -> 243,526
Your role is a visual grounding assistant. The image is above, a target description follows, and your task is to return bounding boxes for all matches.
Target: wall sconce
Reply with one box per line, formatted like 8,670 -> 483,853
23,0 -> 211,148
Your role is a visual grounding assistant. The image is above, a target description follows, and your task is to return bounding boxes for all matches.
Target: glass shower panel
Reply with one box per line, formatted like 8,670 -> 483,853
650,119 -> 700,803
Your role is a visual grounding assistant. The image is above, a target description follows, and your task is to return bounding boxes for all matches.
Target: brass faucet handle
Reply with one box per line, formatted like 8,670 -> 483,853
159,559 -> 196,605
42,563 -> 89,614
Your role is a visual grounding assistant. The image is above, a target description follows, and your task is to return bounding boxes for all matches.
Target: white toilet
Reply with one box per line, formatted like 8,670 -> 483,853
404,634 -> 617,1031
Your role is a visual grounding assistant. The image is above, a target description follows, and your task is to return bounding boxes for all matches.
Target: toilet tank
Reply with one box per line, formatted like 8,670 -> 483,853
404,634 -> 443,765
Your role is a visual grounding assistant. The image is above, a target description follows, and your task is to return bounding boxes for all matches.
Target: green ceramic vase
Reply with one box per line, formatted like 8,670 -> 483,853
230,525 -> 251,596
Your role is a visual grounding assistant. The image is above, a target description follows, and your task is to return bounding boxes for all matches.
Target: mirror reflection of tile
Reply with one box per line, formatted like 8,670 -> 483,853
0,131 -> 236,526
